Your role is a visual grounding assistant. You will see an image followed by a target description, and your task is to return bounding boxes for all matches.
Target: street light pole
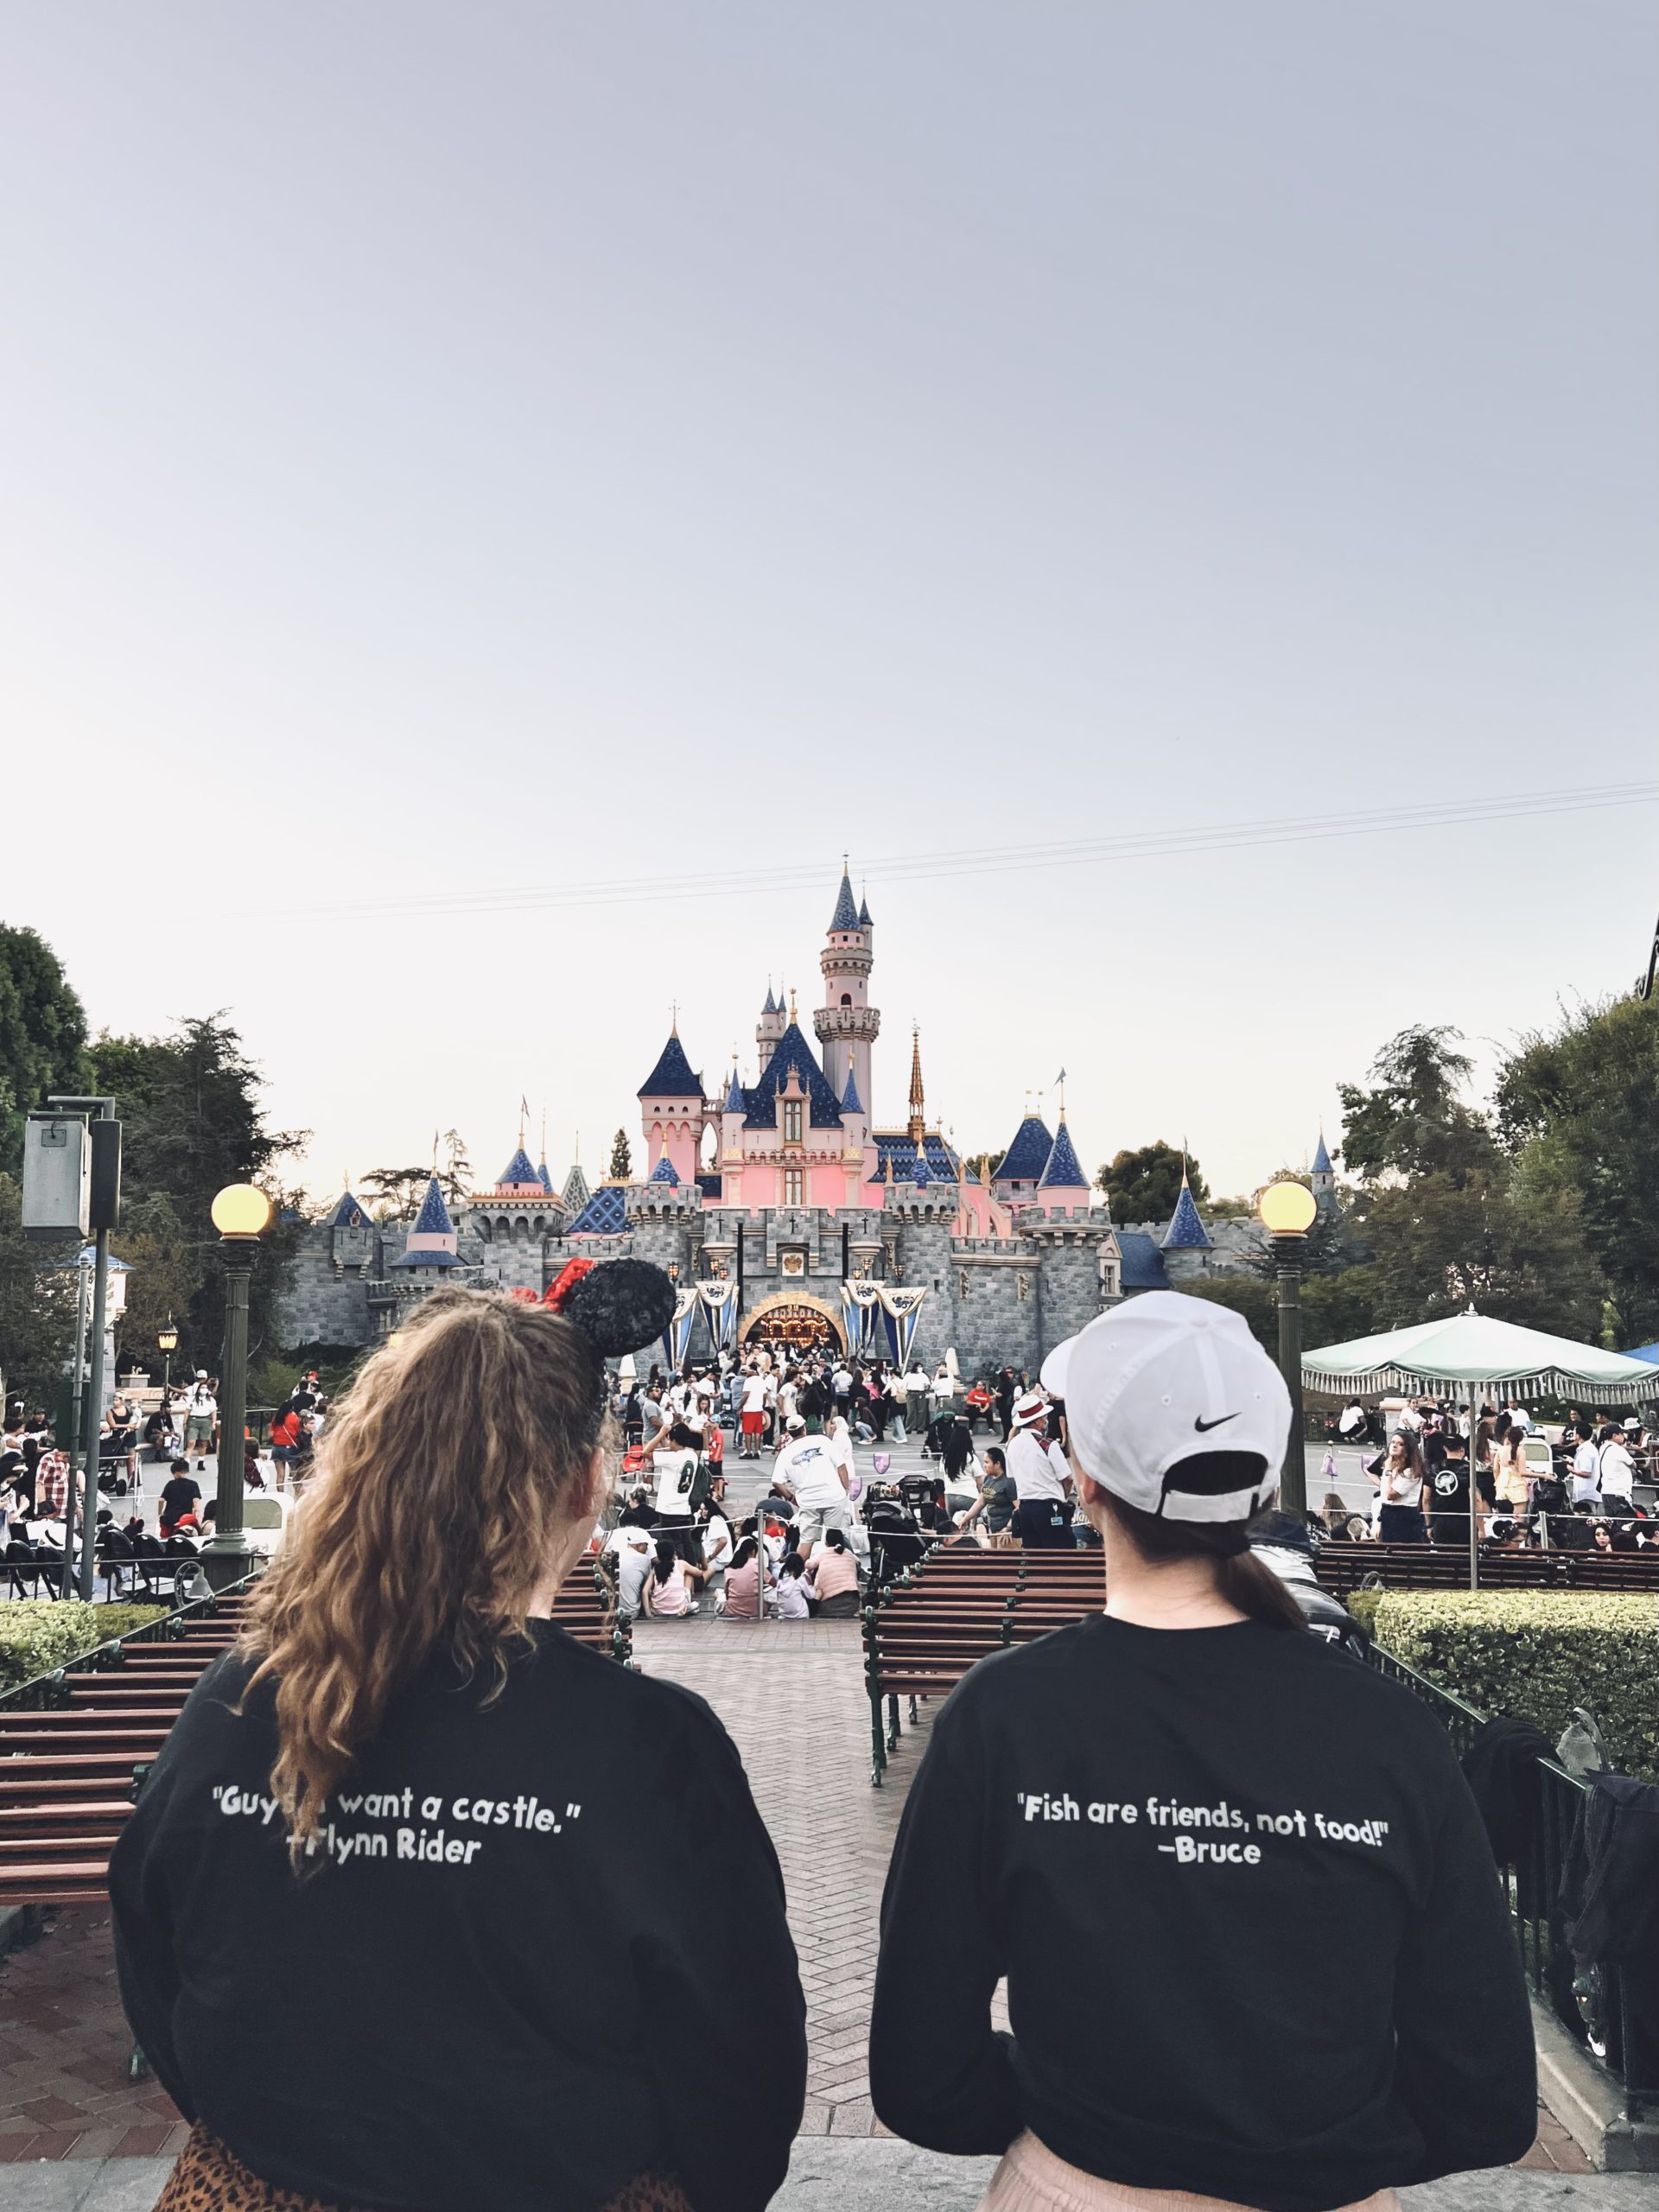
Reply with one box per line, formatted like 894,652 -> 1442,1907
200,1185 -> 272,1590
1270,1236 -> 1306,1516
62,1259 -> 89,1601
1256,1180 -> 1319,1518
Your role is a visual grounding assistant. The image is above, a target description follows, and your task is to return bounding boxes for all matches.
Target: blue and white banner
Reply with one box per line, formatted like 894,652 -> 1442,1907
877,1286 -> 927,1370
698,1279 -> 739,1354
662,1287 -> 700,1372
842,1280 -> 884,1357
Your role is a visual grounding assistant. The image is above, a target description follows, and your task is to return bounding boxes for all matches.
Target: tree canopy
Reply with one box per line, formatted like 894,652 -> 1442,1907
0,925 -> 90,1176
1095,1141 -> 1206,1224
1494,994 -> 1659,1341
90,1015 -> 306,1376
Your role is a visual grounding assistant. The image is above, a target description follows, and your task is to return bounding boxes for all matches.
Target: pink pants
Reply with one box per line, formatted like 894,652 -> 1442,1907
979,2132 -> 1401,2212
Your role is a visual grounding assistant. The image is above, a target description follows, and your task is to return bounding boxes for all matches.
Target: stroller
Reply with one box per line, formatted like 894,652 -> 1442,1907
863,1489 -> 929,1588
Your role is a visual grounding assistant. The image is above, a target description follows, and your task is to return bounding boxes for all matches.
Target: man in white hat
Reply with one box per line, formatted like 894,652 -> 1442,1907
1007,1388 -> 1072,1548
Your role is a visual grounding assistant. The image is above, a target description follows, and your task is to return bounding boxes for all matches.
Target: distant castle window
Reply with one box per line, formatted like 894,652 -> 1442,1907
785,1168 -> 804,1208
783,1100 -> 803,1145
840,993 -> 851,1007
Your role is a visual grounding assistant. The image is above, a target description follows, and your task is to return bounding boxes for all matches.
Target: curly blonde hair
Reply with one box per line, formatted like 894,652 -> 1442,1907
243,1287 -> 612,1856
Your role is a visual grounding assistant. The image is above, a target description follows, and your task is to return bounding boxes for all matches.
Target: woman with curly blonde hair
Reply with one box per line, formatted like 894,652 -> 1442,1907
111,1268 -> 806,2212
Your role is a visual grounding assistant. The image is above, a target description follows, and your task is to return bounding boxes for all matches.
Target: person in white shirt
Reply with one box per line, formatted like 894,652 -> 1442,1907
1596,1425 -> 1636,1507
738,1370 -> 769,1459
607,1527 -> 654,1622
650,1422 -> 702,1526
1569,1426 -> 1602,1508
1007,1389 -> 1072,1548
771,1416 -> 850,1552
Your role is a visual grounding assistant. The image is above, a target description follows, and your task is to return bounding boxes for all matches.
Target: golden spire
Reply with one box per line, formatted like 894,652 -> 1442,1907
789,985 -> 798,1025
907,1022 -> 925,1144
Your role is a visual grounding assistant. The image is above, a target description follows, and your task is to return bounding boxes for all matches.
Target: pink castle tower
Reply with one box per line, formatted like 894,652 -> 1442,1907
813,864 -> 880,1155
637,1022 -> 705,1186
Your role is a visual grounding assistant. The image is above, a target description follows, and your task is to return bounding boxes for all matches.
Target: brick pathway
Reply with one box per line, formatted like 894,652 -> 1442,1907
632,1613 -> 931,2137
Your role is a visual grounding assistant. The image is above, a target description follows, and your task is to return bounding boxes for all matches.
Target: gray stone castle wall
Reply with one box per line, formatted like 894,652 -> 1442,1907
274,1184 -> 1224,1369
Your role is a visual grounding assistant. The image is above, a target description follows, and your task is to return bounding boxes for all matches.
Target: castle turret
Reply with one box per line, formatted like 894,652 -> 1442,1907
638,1023 -> 705,1186
990,1109 -> 1054,1205
1159,1172 -> 1214,1281
1311,1131 -> 1335,1214
756,985 -> 786,1059
391,1177 -> 462,1272
814,862 -> 880,1125
1035,1115 -> 1091,1209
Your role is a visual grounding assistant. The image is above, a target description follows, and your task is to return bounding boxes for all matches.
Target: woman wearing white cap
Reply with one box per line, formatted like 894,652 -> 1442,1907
870,1292 -> 1535,2212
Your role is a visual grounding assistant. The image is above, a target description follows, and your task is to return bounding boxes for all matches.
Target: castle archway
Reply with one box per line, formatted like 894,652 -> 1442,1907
741,1293 -> 846,1356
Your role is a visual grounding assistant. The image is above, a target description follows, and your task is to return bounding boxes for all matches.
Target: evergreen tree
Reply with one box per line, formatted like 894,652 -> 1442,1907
440,1129 -> 471,1207
608,1128 -> 632,1182
360,1167 -> 431,1220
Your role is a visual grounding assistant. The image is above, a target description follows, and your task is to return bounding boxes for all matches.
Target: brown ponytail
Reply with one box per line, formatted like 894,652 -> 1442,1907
1101,1484 -> 1307,1632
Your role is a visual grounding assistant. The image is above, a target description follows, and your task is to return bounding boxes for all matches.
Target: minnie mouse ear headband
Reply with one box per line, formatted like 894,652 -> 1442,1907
544,1256 -> 677,1360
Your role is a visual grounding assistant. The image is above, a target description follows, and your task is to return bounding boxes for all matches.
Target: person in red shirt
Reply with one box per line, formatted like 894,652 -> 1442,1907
269,1405 -> 302,1489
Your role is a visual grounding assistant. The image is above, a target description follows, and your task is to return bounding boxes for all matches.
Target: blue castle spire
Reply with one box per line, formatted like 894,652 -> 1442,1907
830,866 -> 860,931
1038,1119 -> 1089,1192
1161,1180 -> 1213,1251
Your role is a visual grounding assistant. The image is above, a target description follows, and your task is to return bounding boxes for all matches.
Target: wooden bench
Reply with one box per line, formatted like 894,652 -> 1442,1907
864,1545 -> 1104,1783
1313,1543 -> 1659,1597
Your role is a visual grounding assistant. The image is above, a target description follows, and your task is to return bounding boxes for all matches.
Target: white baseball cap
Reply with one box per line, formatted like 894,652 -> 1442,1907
785,1414 -> 806,1433
1039,1293 -> 1289,1526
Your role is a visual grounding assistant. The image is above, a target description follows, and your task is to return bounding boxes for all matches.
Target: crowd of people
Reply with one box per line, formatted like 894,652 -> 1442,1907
1321,1394 -> 1657,1551
592,1341 -> 1093,1626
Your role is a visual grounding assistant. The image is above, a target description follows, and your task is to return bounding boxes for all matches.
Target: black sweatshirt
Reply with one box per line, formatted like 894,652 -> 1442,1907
110,1625 -> 806,2212
869,1614 -> 1535,2212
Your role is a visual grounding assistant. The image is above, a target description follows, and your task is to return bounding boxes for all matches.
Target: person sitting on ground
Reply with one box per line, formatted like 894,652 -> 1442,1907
617,1484 -> 657,1530
773,1551 -> 811,1619
111,1275 -> 806,2212
804,1527 -> 861,1617
642,1537 -> 704,1618
720,1535 -> 766,1619
158,1459 -> 202,1540
697,1499 -> 734,1579
604,1524 -> 655,1622
868,1291 -> 1535,2210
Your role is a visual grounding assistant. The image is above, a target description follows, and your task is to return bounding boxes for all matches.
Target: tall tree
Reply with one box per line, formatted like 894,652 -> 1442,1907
439,1129 -> 472,1207
1495,994 -> 1659,1341
360,1167 -> 431,1221
1336,1025 -> 1496,1186
0,925 -> 90,1175
608,1128 -> 633,1182
89,1015 -> 306,1375
1095,1141 -> 1206,1223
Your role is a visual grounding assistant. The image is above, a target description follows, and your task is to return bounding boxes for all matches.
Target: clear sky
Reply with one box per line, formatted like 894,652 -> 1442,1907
1,3 -> 1653,1204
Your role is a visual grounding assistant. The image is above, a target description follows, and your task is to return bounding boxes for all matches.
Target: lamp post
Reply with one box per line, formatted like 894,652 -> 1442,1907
1256,1179 -> 1318,1515
201,1184 -> 272,1589
156,1321 -> 178,1403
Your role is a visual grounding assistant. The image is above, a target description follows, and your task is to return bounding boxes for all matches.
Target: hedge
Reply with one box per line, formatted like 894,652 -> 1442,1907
1368,1591 -> 1659,1781
0,1602 -> 167,1694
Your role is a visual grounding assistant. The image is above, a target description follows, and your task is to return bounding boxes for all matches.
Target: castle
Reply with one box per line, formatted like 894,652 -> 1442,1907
276,870 -> 1301,1371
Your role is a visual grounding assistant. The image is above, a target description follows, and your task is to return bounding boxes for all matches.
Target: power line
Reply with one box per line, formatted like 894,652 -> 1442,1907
306,779 -> 1659,925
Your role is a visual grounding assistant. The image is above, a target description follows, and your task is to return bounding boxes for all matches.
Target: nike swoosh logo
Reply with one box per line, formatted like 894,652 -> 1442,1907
1193,1413 -> 1240,1433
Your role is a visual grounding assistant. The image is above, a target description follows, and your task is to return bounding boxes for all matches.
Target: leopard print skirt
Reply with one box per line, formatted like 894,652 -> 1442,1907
153,2124 -> 695,2212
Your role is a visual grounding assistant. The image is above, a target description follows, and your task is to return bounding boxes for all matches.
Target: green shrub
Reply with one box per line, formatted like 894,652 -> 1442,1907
248,1357 -> 302,1408
0,1602 -> 167,1693
1370,1591 -> 1659,1781
1344,1589 -> 1382,1639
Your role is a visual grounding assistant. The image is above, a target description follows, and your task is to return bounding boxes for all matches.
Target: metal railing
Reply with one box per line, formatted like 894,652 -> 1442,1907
1370,1645 -> 1652,2122
0,1573 -> 262,1713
